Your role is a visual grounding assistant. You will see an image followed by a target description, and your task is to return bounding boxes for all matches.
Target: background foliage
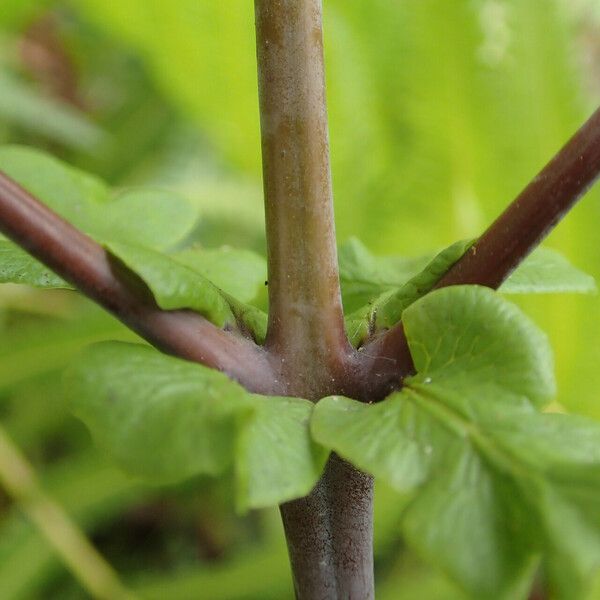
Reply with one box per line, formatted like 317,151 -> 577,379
0,0 -> 599,597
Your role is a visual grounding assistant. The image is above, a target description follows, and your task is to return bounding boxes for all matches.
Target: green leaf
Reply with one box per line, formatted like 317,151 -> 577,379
0,307 -> 131,392
0,146 -> 197,246
487,413 -> 600,599
68,342 -> 324,510
0,145 -> 108,226
106,241 -> 267,342
313,286 -> 600,598
174,246 -> 266,305
345,240 -> 473,346
235,395 -> 327,513
338,237 -> 431,313
343,239 -> 595,346
0,242 -> 69,289
501,247 -> 597,294
69,342 -> 243,482
402,286 -> 555,410
0,145 -> 200,289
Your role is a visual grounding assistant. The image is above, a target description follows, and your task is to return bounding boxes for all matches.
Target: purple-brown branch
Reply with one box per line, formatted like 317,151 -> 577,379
359,105 -> 600,399
0,173 -> 276,394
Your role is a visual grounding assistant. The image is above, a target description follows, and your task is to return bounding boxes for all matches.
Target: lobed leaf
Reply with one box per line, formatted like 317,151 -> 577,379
315,286 -> 600,598
235,395 -> 328,513
68,342 -> 325,511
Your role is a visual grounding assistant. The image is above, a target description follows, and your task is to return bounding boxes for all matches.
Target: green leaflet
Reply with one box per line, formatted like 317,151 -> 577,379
314,286 -> 600,599
0,242 -> 69,289
0,308 -> 131,392
173,246 -> 266,305
235,395 -> 327,513
338,237 -> 432,313
0,144 -> 199,263
106,241 -> 267,342
68,342 -> 326,511
344,240 -> 473,346
501,247 -> 597,294
342,239 -> 596,346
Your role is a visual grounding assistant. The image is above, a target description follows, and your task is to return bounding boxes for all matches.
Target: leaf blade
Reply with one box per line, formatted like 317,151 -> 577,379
314,286 -> 600,597
69,342 -> 323,510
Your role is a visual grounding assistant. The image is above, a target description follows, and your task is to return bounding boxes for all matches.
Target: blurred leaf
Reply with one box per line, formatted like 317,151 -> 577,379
0,307 -> 129,392
0,72 -> 105,151
376,553 -> 467,600
501,247 -> 597,294
0,452 -> 148,599
68,342 -> 325,510
0,146 -> 199,250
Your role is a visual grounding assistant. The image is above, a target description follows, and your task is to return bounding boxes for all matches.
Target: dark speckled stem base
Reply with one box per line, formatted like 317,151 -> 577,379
280,454 -> 374,600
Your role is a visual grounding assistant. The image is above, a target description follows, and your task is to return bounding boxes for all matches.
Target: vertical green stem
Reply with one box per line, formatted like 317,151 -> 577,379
254,0 -> 350,398
254,3 -> 374,598
0,426 -> 135,600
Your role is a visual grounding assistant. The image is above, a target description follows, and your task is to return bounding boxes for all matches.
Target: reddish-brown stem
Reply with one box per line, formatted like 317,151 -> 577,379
360,105 -> 600,397
0,172 -> 276,394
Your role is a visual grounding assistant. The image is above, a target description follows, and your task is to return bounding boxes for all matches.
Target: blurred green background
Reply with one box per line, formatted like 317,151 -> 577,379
0,1 -> 599,598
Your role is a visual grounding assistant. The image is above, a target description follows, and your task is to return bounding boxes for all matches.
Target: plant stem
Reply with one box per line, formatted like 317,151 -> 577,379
280,454 -> 374,600
254,2 -> 373,598
437,105 -> 600,290
361,105 -> 600,395
255,0 -> 350,398
0,172 -> 275,394
0,425 -> 135,600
